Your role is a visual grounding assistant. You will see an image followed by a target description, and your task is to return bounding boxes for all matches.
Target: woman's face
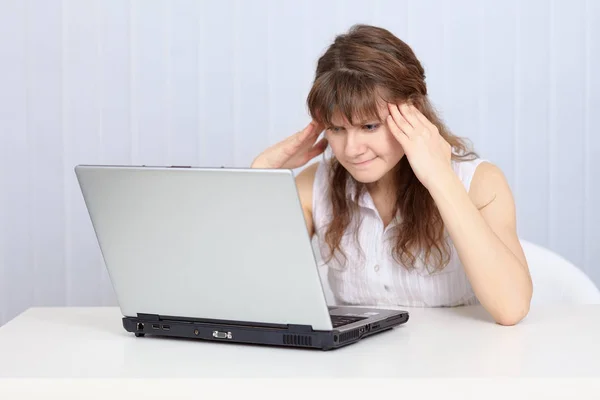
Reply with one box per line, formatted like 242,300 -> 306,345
325,102 -> 405,184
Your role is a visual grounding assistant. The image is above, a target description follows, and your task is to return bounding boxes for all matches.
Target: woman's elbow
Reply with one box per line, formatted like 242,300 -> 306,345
493,276 -> 533,326
494,299 -> 531,326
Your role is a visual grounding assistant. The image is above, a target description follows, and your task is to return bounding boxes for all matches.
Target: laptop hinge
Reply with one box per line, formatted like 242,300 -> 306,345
134,313 -> 316,331
287,324 -> 313,333
137,313 -> 160,321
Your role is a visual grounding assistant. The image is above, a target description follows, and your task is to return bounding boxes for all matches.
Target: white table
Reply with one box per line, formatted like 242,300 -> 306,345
1,304 -> 599,378
1,305 -> 599,398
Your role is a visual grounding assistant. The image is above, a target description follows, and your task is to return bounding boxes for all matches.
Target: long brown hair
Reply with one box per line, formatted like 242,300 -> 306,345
307,24 -> 477,273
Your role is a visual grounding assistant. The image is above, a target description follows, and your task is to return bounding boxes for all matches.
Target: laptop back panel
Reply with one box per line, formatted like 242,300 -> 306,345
75,165 -> 334,331
121,307 -> 409,350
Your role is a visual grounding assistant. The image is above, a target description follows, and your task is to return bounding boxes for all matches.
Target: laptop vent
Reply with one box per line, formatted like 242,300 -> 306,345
339,329 -> 360,343
283,334 -> 313,347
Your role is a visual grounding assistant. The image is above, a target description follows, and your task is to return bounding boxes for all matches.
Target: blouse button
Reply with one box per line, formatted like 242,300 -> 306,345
374,264 -> 380,272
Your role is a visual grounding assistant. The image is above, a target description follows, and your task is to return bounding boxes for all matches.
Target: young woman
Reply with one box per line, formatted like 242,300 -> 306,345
251,24 -> 532,326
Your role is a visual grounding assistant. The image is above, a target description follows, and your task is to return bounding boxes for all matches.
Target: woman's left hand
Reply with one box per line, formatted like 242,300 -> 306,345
386,103 -> 454,191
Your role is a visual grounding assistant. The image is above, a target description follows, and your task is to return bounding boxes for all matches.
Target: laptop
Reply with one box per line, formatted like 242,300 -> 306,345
75,165 -> 409,350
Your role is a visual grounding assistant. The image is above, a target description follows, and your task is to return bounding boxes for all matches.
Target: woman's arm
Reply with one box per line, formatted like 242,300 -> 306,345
385,103 -> 532,325
295,162 -> 319,238
428,162 -> 532,325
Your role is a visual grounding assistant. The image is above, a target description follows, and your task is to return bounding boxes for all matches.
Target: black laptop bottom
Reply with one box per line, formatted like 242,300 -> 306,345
123,312 -> 409,350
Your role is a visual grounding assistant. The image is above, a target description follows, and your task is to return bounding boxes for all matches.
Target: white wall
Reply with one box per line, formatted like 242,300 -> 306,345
1,0 -> 599,326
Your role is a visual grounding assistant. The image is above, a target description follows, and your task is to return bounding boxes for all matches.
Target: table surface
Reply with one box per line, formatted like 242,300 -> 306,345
0,304 -> 599,378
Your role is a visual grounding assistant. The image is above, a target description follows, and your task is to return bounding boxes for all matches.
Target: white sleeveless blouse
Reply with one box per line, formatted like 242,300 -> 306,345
312,157 -> 487,308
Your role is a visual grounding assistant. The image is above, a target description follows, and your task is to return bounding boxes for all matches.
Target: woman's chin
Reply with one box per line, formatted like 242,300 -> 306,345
348,168 -> 387,184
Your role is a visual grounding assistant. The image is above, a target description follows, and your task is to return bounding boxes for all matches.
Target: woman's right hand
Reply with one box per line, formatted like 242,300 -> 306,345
251,122 -> 327,169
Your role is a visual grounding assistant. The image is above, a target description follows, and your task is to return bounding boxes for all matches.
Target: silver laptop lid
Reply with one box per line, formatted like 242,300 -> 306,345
75,165 -> 333,331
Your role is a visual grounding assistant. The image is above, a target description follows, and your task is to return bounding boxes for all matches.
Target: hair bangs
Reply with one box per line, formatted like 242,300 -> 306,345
307,70 -> 386,128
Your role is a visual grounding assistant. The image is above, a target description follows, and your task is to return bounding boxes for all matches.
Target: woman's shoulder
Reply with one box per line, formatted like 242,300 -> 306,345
297,159 -> 331,192
296,160 -> 334,226
451,153 -> 490,193
468,160 -> 512,210
450,152 -> 513,210
294,161 -> 325,213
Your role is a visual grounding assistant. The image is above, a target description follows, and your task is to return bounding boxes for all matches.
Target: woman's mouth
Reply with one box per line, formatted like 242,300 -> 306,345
351,157 -> 376,167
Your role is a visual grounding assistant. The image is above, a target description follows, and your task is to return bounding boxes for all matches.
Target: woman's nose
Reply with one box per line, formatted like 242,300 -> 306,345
344,131 -> 366,157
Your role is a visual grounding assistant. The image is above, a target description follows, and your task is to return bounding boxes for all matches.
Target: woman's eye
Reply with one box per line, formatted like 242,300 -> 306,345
327,127 -> 344,133
363,123 -> 380,131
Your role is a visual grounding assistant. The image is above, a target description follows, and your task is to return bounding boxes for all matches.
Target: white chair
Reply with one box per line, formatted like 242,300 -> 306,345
521,240 -> 600,306
314,239 -> 600,306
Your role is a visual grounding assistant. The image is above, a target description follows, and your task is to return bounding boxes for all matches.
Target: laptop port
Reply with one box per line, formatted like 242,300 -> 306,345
212,331 -> 233,339
136,322 -> 144,331
162,325 -> 171,331
372,323 -> 380,330
152,324 -> 160,330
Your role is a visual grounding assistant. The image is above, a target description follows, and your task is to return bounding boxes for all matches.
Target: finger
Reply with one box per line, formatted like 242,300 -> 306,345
302,121 -> 324,141
386,115 -> 410,148
287,122 -> 319,153
312,121 -> 325,135
411,106 -> 437,132
398,103 -> 423,130
388,103 -> 413,137
292,122 -> 314,144
299,122 -> 324,147
306,137 -> 328,159
313,136 -> 328,151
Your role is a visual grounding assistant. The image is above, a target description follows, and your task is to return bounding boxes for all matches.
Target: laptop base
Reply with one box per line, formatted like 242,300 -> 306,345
123,312 -> 409,351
